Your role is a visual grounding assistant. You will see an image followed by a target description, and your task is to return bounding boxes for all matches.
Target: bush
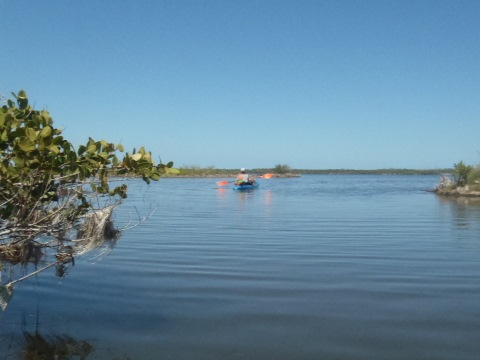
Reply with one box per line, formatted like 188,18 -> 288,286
273,164 -> 291,174
467,166 -> 480,187
452,161 -> 472,187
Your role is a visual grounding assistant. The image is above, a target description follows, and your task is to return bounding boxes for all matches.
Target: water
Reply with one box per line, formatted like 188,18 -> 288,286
1,175 -> 480,359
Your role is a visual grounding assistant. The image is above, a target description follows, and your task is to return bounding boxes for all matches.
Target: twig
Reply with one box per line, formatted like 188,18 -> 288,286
6,260 -> 60,290
118,205 -> 156,232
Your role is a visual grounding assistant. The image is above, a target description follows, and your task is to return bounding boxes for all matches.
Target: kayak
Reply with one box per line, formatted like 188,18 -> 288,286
233,182 -> 259,191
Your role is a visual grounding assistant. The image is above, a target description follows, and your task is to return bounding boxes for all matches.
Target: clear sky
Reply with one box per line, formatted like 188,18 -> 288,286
2,0 -> 480,170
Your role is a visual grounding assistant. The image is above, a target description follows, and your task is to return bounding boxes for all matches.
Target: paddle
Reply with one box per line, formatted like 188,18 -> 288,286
216,180 -> 231,186
216,173 -> 275,186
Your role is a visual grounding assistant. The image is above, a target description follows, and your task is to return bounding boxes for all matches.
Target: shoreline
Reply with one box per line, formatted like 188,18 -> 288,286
434,187 -> 480,197
163,173 -> 302,179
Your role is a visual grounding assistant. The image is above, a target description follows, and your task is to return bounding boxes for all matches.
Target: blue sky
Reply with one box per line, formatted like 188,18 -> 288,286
2,0 -> 480,169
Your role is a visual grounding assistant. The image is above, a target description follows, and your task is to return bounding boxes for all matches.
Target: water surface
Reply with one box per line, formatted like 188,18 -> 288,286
1,175 -> 480,359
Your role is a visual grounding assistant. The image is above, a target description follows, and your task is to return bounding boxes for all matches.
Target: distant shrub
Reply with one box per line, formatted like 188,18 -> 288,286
467,166 -> 480,188
273,164 -> 291,174
452,161 -> 473,187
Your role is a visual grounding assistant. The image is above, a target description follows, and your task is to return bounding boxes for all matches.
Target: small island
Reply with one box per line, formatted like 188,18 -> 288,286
434,161 -> 480,197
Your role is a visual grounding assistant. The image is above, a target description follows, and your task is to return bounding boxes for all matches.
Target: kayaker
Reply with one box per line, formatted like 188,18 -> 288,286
235,168 -> 255,185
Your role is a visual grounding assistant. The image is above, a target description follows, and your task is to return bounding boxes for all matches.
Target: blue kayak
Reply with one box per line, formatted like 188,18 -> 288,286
233,182 -> 259,191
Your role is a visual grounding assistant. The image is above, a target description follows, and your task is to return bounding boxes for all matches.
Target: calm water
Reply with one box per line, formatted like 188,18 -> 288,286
1,175 -> 480,359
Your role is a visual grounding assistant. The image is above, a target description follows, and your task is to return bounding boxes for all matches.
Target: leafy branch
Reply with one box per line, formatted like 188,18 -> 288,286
0,90 -> 175,274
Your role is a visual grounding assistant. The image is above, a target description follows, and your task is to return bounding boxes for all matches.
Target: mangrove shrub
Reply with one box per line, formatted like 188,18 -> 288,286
0,90 -> 174,265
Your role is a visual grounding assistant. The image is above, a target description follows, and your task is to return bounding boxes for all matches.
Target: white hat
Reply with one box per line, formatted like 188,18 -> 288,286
240,168 -> 246,172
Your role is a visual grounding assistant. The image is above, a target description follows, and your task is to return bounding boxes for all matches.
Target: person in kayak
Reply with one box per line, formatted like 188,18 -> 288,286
235,168 -> 255,185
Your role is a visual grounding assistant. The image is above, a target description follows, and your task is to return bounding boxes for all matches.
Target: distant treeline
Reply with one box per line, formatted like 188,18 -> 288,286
286,168 -> 451,175
175,166 -> 451,177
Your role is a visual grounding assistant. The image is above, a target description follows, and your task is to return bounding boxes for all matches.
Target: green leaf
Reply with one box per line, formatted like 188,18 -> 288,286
18,139 -> 35,152
116,144 -> 124,152
53,136 -> 65,145
40,126 -> 52,138
87,144 -> 96,154
49,145 -> 60,154
98,151 -> 108,160
26,127 -> 37,141
131,153 -> 142,161
40,112 -> 52,126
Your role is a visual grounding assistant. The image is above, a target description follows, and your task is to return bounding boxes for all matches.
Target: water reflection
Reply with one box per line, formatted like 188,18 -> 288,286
437,194 -> 480,207
22,330 -> 94,360
0,232 -> 119,313
216,186 -> 275,213
262,189 -> 273,207
437,196 -> 480,224
235,190 -> 255,201
6,311 -> 132,360
215,187 -> 228,200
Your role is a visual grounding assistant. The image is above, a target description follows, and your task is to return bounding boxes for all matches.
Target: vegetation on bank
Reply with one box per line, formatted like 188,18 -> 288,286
435,161 -> 480,196
175,163 -> 296,177
291,168 -> 450,175
173,165 -> 451,177
0,90 -> 174,284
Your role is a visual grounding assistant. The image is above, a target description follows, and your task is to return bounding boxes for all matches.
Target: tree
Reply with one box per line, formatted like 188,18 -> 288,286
451,161 -> 472,187
273,164 -> 291,174
0,90 -> 174,272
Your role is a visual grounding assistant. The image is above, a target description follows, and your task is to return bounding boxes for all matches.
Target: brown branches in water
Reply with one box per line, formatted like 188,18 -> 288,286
0,183 -> 157,293
0,186 -> 122,288
0,241 -> 44,266
1,187 -> 115,251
